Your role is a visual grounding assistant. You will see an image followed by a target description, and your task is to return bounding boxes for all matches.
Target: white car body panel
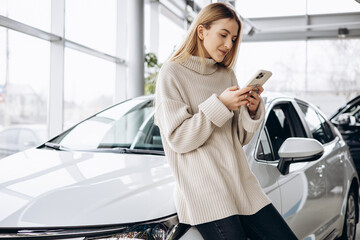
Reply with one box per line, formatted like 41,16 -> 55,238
0,149 -> 176,227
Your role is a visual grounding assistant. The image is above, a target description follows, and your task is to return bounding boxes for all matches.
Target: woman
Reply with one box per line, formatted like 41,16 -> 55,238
154,3 -> 298,240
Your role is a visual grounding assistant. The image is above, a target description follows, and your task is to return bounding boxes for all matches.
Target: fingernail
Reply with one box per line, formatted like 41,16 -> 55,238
245,95 -> 248,98
249,91 -> 253,94
255,90 -> 258,93
254,84 -> 257,87
247,103 -> 250,106
257,84 -> 260,87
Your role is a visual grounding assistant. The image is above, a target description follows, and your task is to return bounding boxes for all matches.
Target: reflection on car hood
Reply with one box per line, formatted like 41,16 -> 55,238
0,148 -> 176,228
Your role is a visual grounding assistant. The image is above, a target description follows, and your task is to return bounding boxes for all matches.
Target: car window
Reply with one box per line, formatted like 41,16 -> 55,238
259,103 -> 306,161
256,128 -> 273,161
298,103 -> 333,144
344,101 -> 360,122
100,102 -> 154,148
131,116 -> 163,151
318,114 -> 335,142
344,101 -> 360,116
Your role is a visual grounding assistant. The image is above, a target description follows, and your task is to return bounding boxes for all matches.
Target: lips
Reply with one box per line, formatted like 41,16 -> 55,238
218,49 -> 227,56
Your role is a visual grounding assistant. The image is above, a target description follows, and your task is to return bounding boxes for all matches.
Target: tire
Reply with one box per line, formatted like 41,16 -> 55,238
339,190 -> 357,240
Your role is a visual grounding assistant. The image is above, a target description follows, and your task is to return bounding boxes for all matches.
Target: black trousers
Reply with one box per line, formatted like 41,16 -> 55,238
194,204 -> 298,240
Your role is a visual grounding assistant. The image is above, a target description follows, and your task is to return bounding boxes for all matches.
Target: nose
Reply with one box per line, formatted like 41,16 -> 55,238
224,37 -> 233,50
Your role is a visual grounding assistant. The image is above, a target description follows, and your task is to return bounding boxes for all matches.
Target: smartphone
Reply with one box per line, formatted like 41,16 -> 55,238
245,70 -> 272,87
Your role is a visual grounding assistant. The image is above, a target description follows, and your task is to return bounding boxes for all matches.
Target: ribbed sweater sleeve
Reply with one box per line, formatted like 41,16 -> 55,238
230,70 -> 265,146
155,63 -> 234,154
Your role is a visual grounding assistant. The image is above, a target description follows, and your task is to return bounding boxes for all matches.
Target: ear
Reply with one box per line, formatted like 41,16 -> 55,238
197,25 -> 205,40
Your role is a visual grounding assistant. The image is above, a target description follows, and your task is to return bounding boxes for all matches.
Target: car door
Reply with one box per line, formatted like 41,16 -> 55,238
297,101 -> 347,236
258,100 -> 329,239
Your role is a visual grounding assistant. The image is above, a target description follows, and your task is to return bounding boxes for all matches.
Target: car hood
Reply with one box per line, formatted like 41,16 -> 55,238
0,148 -> 176,228
329,95 -> 360,120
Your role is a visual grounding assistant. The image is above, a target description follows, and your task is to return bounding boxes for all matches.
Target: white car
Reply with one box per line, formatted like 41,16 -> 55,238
0,93 -> 358,240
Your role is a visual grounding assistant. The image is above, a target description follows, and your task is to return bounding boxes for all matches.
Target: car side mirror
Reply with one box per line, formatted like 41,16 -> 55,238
277,138 -> 324,175
337,113 -> 356,126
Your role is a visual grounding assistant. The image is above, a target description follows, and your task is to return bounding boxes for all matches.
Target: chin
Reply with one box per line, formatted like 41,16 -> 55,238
212,55 -> 225,63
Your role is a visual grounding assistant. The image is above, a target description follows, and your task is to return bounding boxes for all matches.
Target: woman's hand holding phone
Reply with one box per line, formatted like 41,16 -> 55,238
247,85 -> 264,115
218,85 -> 263,111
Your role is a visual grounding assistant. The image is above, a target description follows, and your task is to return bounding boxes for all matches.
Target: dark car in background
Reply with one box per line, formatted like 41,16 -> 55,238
330,95 -> 360,174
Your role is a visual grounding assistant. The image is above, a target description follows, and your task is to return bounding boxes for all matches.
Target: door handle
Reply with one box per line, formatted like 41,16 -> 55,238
338,153 -> 345,163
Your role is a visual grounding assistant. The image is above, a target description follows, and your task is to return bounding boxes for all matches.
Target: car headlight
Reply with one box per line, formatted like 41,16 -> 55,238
85,215 -> 190,240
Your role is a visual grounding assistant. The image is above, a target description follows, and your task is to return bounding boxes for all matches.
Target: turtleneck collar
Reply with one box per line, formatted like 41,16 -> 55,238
180,55 -> 218,75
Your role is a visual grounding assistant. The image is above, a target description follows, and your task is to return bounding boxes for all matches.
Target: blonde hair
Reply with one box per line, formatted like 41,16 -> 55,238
170,2 -> 242,69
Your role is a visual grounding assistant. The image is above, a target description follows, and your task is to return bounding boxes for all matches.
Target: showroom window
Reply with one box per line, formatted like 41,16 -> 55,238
64,48 -> 116,130
236,41 -> 306,93
0,0 -> 50,32
158,13 -> 185,62
0,29 -> 49,159
65,0 -> 117,55
236,0 -> 306,18
307,0 -> 360,14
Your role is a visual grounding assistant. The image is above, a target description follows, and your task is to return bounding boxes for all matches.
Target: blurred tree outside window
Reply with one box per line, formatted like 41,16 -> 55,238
144,52 -> 162,95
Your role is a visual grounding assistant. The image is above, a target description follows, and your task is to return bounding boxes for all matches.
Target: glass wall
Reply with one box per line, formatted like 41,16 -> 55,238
307,0 -> 360,14
158,13 -> 185,62
236,41 -> 306,92
237,39 -> 360,117
305,39 -> 360,116
0,0 -> 50,32
0,0 -> 358,160
236,0 -> 360,17
0,0 -> 119,159
63,0 -> 117,129
64,48 -> 116,130
65,0 -> 117,55
236,0 -> 306,18
0,29 -> 49,159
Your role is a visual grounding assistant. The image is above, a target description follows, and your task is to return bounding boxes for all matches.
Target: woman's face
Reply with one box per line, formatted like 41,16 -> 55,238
199,18 -> 239,62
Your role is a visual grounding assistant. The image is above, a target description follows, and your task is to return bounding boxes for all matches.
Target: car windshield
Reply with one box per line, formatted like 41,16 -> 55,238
46,99 -> 163,152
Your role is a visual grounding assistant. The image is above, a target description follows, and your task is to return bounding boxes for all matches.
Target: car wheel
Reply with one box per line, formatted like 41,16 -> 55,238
339,190 -> 357,240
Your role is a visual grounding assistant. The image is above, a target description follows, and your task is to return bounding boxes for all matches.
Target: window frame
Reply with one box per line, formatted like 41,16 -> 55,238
254,98 -> 307,163
296,100 -> 337,145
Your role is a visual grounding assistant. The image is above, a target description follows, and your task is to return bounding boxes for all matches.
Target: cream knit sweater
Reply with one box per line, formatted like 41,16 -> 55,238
154,55 -> 271,225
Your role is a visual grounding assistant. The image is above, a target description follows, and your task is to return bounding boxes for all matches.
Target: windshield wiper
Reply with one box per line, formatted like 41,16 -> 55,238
43,144 -> 164,155
44,142 -> 72,151
94,147 -> 165,155
121,148 -> 165,156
